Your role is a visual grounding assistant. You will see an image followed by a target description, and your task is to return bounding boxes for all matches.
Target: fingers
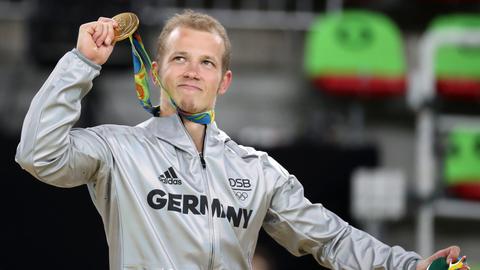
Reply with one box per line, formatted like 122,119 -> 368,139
105,21 -> 115,45
428,245 -> 460,263
76,17 -> 118,65
443,246 -> 470,270
415,246 -> 466,270
445,246 -> 461,263
91,22 -> 104,45
98,23 -> 109,46
91,17 -> 118,47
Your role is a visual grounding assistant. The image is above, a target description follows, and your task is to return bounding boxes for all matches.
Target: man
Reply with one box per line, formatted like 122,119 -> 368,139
16,10 -> 466,270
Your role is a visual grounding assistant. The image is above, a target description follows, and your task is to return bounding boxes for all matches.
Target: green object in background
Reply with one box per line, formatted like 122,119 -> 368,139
444,128 -> 480,184
429,14 -> 480,79
304,10 -> 405,77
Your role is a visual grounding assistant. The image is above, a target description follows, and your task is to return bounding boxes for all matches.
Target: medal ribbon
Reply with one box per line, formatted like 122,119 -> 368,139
128,32 -> 215,124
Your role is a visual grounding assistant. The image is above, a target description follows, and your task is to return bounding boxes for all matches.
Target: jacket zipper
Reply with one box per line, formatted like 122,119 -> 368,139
199,153 -> 215,270
199,152 -> 206,169
177,115 -> 215,269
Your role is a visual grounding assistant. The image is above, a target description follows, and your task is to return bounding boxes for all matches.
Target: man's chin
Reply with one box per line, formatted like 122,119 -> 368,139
178,102 -> 201,114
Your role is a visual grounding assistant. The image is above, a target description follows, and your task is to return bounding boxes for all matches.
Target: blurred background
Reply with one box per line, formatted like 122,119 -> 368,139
1,0 -> 480,269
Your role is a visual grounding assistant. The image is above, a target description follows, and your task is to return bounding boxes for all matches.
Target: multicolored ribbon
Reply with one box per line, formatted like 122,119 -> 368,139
128,32 -> 215,124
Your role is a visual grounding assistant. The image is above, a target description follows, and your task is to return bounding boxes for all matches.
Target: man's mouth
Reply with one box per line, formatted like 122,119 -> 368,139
177,84 -> 202,92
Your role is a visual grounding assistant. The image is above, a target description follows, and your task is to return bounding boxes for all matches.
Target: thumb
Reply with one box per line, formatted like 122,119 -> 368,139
443,246 -> 461,264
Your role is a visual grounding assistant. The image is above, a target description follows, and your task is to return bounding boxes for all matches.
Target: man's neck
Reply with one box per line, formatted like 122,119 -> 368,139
181,118 -> 206,153
159,101 -> 206,153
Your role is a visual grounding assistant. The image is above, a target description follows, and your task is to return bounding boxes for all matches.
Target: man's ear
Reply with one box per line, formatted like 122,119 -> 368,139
151,61 -> 161,86
218,70 -> 233,96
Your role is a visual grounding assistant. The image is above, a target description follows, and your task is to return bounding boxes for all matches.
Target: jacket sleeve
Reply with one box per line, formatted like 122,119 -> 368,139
261,155 -> 421,270
15,49 -> 111,188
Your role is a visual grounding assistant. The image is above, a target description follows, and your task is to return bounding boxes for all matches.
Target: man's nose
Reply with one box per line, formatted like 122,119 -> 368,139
183,63 -> 200,79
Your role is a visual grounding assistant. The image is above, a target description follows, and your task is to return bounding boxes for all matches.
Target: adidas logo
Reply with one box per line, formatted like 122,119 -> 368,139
158,167 -> 182,185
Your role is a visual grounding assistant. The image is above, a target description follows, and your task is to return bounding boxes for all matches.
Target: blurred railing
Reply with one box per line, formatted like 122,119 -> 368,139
134,0 -> 323,30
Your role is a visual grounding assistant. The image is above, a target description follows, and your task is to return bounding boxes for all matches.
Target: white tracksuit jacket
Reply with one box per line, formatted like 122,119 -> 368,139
16,49 -> 421,270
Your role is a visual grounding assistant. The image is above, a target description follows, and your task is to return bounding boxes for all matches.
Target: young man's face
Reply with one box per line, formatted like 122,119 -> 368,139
159,26 -> 232,114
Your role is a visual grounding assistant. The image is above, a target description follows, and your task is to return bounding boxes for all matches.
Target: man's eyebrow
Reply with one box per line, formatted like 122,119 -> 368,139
170,51 -> 219,63
171,51 -> 188,56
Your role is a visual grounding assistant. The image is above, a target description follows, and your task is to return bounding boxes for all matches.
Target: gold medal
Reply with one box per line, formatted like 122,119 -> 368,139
112,12 -> 139,42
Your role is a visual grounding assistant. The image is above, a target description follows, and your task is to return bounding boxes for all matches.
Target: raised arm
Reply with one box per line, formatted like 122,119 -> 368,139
15,18 -> 118,187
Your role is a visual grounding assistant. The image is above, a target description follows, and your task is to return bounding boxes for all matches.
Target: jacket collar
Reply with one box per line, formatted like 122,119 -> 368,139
137,113 -> 230,156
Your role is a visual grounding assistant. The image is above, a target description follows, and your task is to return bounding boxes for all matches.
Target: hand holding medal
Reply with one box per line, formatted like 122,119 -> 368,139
76,17 -> 119,65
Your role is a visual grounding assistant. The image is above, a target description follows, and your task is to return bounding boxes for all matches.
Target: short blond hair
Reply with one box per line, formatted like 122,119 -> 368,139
155,9 -> 231,74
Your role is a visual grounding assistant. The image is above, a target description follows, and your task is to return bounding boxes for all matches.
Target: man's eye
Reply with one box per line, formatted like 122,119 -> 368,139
173,56 -> 185,63
202,60 -> 215,67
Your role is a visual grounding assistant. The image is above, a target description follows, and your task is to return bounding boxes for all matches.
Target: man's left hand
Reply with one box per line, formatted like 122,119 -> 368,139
416,246 -> 469,270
